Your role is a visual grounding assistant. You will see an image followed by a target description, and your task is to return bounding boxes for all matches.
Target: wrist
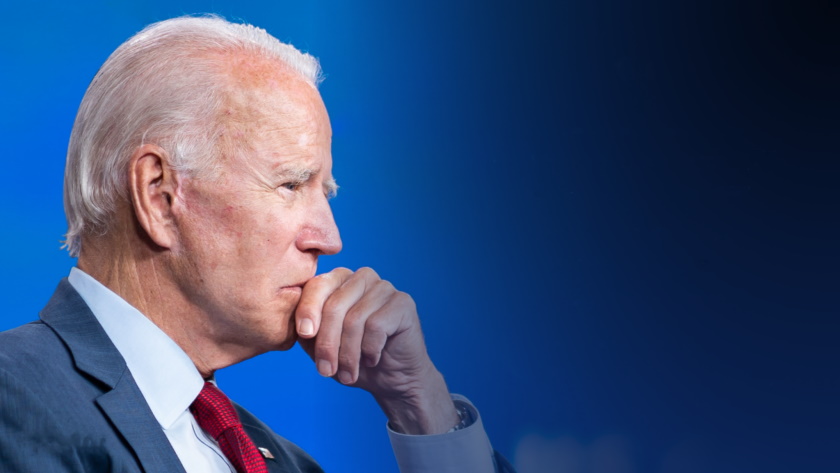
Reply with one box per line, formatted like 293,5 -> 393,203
374,364 -> 459,435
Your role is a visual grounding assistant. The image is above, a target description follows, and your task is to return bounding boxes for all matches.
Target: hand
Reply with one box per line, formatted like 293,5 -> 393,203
294,267 -> 459,434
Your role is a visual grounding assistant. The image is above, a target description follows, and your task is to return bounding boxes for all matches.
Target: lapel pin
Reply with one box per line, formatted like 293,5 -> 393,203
258,447 -> 275,460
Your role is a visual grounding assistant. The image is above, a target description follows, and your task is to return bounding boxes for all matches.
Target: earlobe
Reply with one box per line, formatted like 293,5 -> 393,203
129,144 -> 178,250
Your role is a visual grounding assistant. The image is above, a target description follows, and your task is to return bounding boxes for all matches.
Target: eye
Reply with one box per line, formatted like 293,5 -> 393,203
280,182 -> 301,192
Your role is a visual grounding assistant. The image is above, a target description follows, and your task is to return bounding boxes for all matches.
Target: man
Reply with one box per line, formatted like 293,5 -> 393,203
0,15 -> 513,473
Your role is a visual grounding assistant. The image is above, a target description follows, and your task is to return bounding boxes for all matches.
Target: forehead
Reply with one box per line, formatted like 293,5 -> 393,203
214,53 -> 331,165
219,53 -> 325,125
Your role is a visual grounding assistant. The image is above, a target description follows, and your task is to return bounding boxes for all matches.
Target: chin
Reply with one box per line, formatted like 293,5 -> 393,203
274,332 -> 298,351
266,315 -> 298,351
259,290 -> 302,351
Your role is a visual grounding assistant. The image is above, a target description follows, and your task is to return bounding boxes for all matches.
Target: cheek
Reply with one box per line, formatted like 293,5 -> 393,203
218,204 -> 249,240
177,197 -> 247,267
184,186 -> 249,233
178,186 -> 302,268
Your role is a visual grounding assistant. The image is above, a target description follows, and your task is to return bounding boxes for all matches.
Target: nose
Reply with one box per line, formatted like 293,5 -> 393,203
296,194 -> 342,256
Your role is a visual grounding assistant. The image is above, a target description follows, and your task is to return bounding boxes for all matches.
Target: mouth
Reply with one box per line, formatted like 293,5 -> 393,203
279,277 -> 311,297
282,274 -> 315,291
279,285 -> 303,295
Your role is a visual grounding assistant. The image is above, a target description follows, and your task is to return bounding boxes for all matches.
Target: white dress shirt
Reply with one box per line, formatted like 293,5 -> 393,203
68,267 -> 497,473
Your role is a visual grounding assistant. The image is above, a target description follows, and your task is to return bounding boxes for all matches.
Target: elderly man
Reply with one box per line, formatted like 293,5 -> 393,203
0,15 -> 512,473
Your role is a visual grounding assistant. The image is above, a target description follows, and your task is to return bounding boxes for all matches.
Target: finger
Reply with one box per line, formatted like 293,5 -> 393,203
295,267 -> 353,340
360,314 -> 389,368
313,268 -> 379,378
360,290 -> 415,368
336,278 -> 395,384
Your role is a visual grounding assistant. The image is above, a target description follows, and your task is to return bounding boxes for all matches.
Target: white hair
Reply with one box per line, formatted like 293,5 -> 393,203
62,15 -> 322,257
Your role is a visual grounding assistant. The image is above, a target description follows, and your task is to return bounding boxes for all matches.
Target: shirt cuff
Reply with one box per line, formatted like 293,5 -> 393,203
387,394 -> 496,473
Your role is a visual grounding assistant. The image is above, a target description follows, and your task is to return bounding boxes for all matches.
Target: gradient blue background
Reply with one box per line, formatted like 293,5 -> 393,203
1,1 -> 837,472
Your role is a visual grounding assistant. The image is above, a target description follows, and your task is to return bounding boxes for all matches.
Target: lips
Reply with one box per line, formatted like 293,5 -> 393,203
278,270 -> 317,296
279,279 -> 309,295
281,281 -> 307,291
283,274 -> 316,290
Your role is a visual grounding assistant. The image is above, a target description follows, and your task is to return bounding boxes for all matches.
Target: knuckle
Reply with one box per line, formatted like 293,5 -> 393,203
364,316 -> 386,335
309,274 -> 329,286
318,267 -> 351,282
343,308 -> 366,331
303,278 -> 328,294
374,279 -> 395,293
315,339 -> 338,355
357,266 -> 380,280
338,352 -> 358,368
322,298 -> 343,318
395,291 -> 415,309
361,330 -> 386,358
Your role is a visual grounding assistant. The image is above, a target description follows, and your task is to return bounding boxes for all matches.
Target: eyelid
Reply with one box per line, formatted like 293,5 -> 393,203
277,180 -> 303,192
275,172 -> 337,198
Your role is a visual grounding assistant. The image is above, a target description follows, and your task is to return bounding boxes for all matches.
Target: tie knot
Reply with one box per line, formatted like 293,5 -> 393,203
190,381 -> 242,440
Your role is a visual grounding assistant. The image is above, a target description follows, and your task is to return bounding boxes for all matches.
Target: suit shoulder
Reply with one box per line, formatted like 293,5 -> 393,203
0,321 -> 75,381
1,319 -> 63,349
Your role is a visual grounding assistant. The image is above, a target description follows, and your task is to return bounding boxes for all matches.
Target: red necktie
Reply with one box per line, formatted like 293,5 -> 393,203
190,382 -> 269,473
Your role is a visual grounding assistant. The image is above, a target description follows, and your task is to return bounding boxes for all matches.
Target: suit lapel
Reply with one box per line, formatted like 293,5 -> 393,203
97,378 -> 187,473
40,279 -> 187,473
240,422 -> 296,473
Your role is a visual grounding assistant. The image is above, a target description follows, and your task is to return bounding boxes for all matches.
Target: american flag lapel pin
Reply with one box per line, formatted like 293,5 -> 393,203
258,447 -> 275,460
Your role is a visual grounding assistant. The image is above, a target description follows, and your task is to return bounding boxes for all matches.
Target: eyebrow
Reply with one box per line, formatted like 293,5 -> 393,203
283,168 -> 315,182
277,167 -> 339,198
324,176 -> 339,198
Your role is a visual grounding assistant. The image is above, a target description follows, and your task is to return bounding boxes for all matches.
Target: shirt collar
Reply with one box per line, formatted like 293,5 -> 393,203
68,267 -> 204,430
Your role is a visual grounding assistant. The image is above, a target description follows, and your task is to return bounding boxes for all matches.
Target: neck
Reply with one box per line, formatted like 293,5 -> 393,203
77,227 -> 249,378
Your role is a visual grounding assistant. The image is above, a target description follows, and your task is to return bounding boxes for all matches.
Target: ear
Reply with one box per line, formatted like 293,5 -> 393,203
129,144 -> 179,249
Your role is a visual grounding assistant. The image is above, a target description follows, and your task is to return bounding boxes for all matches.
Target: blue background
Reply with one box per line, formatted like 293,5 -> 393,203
1,1 -> 837,472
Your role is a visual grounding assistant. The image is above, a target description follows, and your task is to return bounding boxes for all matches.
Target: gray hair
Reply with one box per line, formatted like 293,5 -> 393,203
62,15 -> 322,257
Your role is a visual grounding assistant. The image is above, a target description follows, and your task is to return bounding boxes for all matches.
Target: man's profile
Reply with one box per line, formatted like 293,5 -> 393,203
0,15 -> 512,473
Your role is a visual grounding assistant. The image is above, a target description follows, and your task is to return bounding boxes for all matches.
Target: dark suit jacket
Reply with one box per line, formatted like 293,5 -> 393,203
0,279 -> 322,472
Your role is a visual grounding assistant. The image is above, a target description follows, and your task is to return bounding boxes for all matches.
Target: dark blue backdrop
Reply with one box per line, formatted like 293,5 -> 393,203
1,1 -> 837,472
